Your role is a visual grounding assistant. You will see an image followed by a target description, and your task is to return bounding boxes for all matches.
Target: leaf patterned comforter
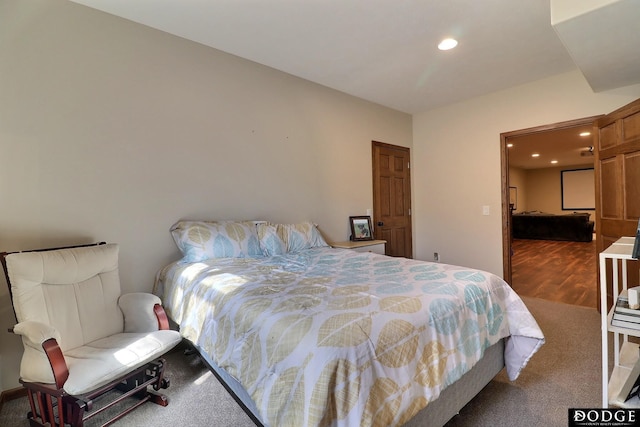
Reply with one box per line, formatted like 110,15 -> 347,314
154,247 -> 544,427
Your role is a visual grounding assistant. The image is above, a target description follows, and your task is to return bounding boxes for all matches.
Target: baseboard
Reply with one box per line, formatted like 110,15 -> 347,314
0,387 -> 27,413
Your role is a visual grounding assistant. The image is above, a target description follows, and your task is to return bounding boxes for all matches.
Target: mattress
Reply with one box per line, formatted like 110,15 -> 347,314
154,247 -> 544,427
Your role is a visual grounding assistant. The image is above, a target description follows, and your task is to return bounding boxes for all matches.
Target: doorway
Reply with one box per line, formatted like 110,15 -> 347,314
372,141 -> 413,258
500,116 -> 600,288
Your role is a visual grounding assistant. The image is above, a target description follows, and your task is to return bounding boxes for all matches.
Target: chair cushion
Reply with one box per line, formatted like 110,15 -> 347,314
6,243 -> 125,350
62,330 -> 181,395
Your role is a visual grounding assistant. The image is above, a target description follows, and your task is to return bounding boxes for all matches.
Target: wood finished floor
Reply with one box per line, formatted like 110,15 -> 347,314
511,238 -> 598,309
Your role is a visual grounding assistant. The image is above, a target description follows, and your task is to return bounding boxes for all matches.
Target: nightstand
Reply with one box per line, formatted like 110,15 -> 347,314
330,240 -> 386,255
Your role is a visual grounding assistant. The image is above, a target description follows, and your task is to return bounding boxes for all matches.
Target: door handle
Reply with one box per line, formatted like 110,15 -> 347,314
377,221 -> 384,226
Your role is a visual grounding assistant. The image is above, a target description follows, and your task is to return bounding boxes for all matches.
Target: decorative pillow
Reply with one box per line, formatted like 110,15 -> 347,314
170,220 -> 263,262
258,222 -> 329,255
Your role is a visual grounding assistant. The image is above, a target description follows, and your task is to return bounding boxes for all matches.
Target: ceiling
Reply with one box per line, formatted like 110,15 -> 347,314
68,0 -> 640,166
69,0 -> 640,115
507,123 -> 595,170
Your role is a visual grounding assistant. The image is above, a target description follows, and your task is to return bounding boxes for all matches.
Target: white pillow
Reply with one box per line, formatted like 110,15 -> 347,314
257,222 -> 328,255
170,220 -> 263,261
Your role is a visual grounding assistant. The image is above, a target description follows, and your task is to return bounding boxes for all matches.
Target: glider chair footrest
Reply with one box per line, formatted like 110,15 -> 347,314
23,358 -> 170,427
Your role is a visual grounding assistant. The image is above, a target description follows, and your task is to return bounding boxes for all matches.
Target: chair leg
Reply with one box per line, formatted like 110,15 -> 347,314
63,396 -> 88,427
24,387 -> 58,427
22,383 -> 89,427
148,390 -> 169,406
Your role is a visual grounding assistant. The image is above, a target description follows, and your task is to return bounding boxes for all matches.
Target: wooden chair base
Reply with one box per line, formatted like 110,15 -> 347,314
23,358 -> 170,427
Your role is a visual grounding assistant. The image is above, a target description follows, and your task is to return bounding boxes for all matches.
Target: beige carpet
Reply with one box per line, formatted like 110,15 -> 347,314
0,296 -> 602,427
444,296 -> 602,426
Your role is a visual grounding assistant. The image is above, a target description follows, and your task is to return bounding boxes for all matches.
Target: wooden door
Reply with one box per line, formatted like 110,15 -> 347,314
595,98 -> 640,310
372,141 -> 412,258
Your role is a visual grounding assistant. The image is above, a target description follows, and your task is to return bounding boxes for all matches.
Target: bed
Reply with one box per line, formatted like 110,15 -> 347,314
154,220 -> 544,427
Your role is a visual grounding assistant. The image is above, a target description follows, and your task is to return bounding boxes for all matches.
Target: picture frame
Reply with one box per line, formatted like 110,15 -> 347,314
349,216 -> 374,241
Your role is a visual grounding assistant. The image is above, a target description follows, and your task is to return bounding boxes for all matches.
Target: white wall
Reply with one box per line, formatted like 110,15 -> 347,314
0,0 -> 412,391
413,70 -> 640,274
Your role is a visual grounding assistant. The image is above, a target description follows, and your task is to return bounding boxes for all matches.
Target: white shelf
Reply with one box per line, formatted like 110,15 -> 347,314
601,237 -> 637,259
601,236 -> 640,408
608,342 -> 640,407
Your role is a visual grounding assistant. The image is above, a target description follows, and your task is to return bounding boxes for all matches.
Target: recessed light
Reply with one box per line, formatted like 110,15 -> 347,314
507,143 -> 513,148
531,153 -> 540,158
551,160 -> 558,164
580,132 -> 591,137
438,38 -> 458,50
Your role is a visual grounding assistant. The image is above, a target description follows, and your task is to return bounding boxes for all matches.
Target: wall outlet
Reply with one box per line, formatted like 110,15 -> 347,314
433,252 -> 440,262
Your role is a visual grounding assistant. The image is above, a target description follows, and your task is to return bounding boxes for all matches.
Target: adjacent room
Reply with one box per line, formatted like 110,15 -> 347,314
2,1 -> 640,426
508,123 -> 598,308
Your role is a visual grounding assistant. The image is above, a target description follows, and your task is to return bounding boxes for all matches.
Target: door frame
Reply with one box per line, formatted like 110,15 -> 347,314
500,115 -> 602,283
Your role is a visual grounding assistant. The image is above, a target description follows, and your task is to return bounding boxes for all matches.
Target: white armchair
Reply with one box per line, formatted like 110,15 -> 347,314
1,242 -> 182,427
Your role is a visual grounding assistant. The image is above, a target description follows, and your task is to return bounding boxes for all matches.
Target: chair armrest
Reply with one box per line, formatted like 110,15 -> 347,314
42,338 -> 69,389
154,303 -> 171,331
119,292 -> 168,332
13,320 -> 61,347
13,321 -> 66,385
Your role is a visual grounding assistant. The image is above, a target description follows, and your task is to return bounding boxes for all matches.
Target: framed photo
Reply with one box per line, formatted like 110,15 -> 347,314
349,216 -> 374,241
